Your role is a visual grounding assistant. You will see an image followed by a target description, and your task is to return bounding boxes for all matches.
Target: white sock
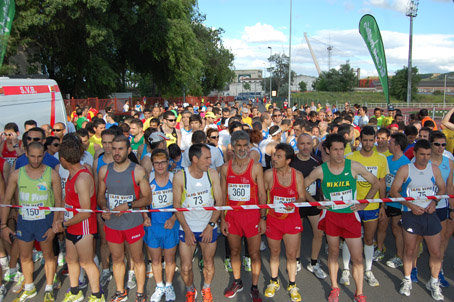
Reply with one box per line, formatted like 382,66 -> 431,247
102,268 -> 110,274
24,283 -> 35,291
404,275 -> 411,280
165,282 -> 172,287
364,244 -> 374,271
342,243 -> 351,270
431,276 -> 438,284
156,282 -> 164,287
45,284 -> 53,292
0,256 -> 8,267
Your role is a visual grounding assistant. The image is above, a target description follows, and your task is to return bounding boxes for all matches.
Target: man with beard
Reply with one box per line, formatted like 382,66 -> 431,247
97,135 -> 151,302
220,131 -> 266,302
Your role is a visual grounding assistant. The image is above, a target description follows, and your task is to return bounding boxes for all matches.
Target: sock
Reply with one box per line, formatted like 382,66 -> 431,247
9,267 -> 17,275
296,257 -> 301,263
186,285 -> 195,292
165,282 -> 172,287
251,284 -> 258,290
271,277 -> 278,282
342,243 -> 351,270
102,268 -> 110,274
156,282 -> 164,287
364,244 -> 374,271
203,283 -> 210,289
311,259 -> 318,266
234,278 -> 242,284
70,286 -> 79,295
431,276 -> 438,284
404,275 -> 411,281
0,256 -> 8,267
93,292 -> 102,298
24,283 -> 35,291
58,240 -> 65,250
289,281 -> 296,286
45,284 -> 53,292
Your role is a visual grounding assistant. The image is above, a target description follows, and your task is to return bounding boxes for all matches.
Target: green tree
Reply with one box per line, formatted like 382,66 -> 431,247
243,82 -> 251,91
313,62 -> 357,92
268,53 -> 296,97
299,81 -> 307,92
389,66 -> 421,102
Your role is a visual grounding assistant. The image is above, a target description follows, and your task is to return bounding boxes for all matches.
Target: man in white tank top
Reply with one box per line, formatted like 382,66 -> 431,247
173,144 -> 223,302
390,139 -> 446,301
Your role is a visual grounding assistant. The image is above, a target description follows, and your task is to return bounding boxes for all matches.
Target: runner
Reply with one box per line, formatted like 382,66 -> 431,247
173,144 -> 223,302
53,134 -> 104,301
343,126 -> 388,287
220,131 -> 266,302
1,141 -> 62,302
160,111 -> 181,147
290,133 -> 327,279
98,135 -> 151,302
264,143 -> 305,302
304,134 -> 379,302
144,149 -> 179,302
1,122 -> 23,167
390,139 -> 445,301
129,119 -> 145,156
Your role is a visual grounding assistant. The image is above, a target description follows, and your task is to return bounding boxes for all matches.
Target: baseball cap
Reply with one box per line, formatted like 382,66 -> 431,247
205,112 -> 216,119
388,105 -> 395,111
148,132 -> 168,144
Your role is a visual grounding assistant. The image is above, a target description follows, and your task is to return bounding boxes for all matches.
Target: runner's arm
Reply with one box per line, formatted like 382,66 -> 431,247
441,107 -> 454,130
97,165 -> 108,209
208,168 -> 222,224
352,161 -> 379,199
63,172 -> 94,227
254,163 -> 267,217
1,170 -> 19,241
295,170 -> 306,203
172,171 -> 191,231
447,160 -> 454,210
219,164 -> 228,221
51,169 -> 63,221
304,166 -> 323,203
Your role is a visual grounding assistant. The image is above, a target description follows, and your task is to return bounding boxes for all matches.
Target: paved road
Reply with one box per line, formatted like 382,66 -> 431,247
3,219 -> 454,302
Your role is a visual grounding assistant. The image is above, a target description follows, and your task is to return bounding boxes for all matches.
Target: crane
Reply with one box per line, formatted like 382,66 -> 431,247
304,32 -> 322,75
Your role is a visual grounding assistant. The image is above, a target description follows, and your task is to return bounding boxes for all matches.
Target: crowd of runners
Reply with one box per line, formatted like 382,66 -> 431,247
0,100 -> 453,302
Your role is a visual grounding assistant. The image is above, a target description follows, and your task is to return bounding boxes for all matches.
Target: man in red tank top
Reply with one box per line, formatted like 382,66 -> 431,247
263,143 -> 305,301
220,131 -> 266,302
53,134 -> 104,301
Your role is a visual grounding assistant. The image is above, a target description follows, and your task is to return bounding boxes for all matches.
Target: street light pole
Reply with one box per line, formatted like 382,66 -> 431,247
268,46 -> 272,103
444,74 -> 447,107
288,0 -> 292,107
406,0 -> 419,104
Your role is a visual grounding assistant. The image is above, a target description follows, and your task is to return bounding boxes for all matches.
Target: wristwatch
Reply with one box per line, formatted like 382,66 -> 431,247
208,222 -> 216,228
127,201 -> 133,209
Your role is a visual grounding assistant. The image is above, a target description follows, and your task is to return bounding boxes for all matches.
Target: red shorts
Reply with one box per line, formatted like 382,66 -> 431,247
225,210 -> 260,238
104,224 -> 144,244
266,213 -> 302,240
318,210 -> 361,239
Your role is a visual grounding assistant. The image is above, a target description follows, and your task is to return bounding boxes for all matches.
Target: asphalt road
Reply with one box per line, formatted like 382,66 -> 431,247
2,219 -> 454,302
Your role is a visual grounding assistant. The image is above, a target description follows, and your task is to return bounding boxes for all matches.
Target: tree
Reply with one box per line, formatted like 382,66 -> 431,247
389,66 -> 421,102
299,81 -> 307,92
242,82 -> 251,91
312,62 -> 357,92
268,53 -> 296,97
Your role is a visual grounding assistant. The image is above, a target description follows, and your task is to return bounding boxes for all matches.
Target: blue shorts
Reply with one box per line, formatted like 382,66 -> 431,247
144,222 -> 179,249
358,209 -> 379,222
179,227 -> 218,244
436,207 -> 449,222
16,213 -> 54,242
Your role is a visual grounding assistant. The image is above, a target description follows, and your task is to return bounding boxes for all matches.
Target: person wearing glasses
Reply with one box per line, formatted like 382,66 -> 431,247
15,128 -> 60,170
44,136 -> 60,156
1,122 -> 24,167
271,109 -> 283,127
51,122 -> 66,142
206,128 -> 226,162
160,111 -> 181,147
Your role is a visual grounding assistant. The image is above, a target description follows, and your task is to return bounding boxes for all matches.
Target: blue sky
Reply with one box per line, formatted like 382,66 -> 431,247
198,0 -> 454,78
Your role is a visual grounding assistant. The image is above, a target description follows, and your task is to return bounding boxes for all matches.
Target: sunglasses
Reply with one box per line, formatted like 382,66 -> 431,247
273,114 -> 282,117
210,136 -> 219,139
433,142 -> 446,147
52,143 -> 60,147
27,137 -> 42,142
52,129 -> 63,132
167,119 -> 176,122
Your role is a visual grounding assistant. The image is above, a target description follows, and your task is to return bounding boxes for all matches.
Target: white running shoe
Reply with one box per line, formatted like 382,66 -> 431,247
339,269 -> 350,286
399,278 -> 412,296
150,285 -> 165,302
364,270 -> 379,287
307,262 -> 327,279
426,280 -> 444,301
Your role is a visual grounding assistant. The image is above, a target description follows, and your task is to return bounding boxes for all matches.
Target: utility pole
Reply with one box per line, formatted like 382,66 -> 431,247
268,46 -> 272,103
406,0 -> 419,104
288,0 -> 292,107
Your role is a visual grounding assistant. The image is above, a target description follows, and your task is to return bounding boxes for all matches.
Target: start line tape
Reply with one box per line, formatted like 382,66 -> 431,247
0,195 -> 452,214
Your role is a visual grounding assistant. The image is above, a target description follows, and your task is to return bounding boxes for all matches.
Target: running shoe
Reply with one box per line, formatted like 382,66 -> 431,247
0,285 -> 6,302
185,288 -> 197,302
44,290 -> 55,302
32,249 -> 43,263
135,292 -> 147,302
410,267 -> 419,283
53,272 -> 61,289
287,284 -> 302,302
58,252 -> 66,267
296,260 -> 302,272
150,285 -> 165,302
242,256 -> 251,272
386,256 -> 403,268
354,294 -> 367,302
224,258 -> 233,272
12,272 -> 24,293
339,269 -> 350,286
13,287 -> 37,302
110,290 -> 128,302
439,269 -> 449,288
264,279 -> 280,297
201,288 -> 213,302
250,286 -> 262,302
224,280 -> 243,298
373,249 -> 385,262
79,275 -> 88,289
399,278 -> 412,296
328,287 -> 340,302
100,269 -> 112,287
307,262 -> 327,279
165,284 -> 176,301
127,271 -> 136,289
3,269 -> 17,282
364,270 -> 379,287
88,294 -> 106,302
62,290 -> 84,302
426,280 -> 444,301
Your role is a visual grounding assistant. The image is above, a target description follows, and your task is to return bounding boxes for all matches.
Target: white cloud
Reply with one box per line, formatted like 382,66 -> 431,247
364,0 -> 409,14
241,23 -> 287,43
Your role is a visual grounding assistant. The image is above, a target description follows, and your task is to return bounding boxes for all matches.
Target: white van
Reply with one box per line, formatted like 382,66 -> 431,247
0,77 -> 67,134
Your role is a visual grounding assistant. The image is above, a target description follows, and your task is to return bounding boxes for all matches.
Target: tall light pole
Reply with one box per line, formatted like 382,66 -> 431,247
288,0 -> 293,107
406,0 -> 419,104
268,46 -> 272,103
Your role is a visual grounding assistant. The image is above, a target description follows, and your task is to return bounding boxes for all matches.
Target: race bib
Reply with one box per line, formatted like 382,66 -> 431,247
273,196 -> 295,214
64,204 -> 74,221
108,194 -> 133,210
152,189 -> 173,209
330,190 -> 352,210
357,166 -> 378,182
5,157 -> 15,167
306,182 -> 316,196
407,186 -> 434,208
21,203 -> 45,221
228,183 -> 251,202
186,189 -> 212,207
385,173 -> 394,189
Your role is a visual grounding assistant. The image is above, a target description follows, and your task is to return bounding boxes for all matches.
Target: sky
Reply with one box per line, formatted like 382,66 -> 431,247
197,0 -> 454,79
